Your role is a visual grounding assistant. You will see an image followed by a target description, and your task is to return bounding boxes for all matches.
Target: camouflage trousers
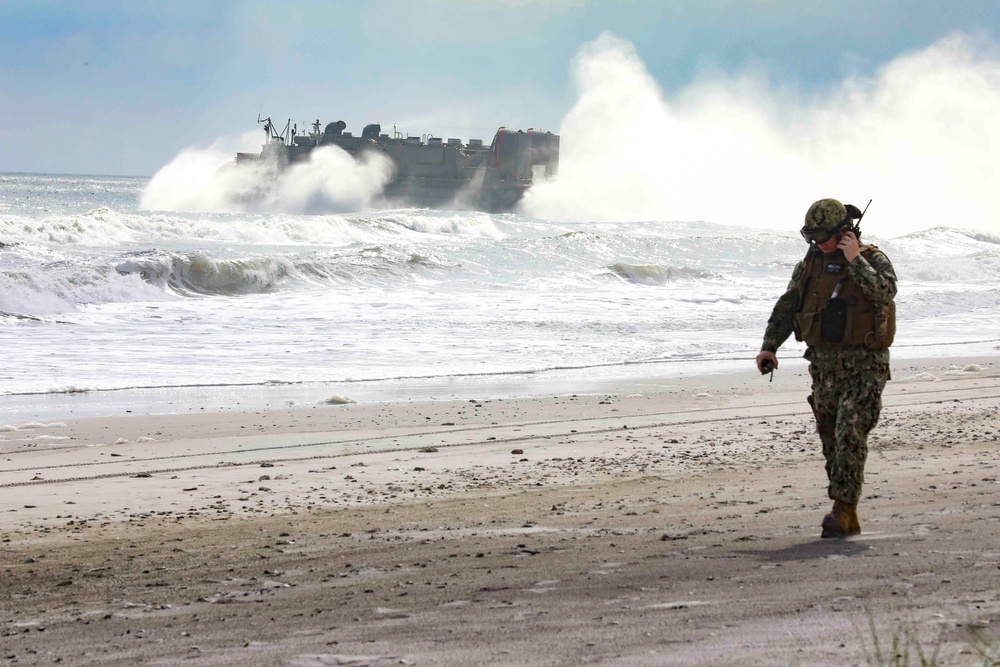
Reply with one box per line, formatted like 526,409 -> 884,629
806,345 -> 890,505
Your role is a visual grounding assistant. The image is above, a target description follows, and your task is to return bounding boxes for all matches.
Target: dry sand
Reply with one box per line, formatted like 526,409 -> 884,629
2,358 -> 999,665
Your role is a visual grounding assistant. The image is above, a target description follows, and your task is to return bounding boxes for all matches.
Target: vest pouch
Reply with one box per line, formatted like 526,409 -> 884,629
793,311 -> 816,342
864,302 -> 896,349
876,303 -> 894,340
821,298 -> 848,343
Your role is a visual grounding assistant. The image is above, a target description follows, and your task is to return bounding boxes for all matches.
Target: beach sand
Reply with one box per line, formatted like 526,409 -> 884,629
2,357 -> 999,665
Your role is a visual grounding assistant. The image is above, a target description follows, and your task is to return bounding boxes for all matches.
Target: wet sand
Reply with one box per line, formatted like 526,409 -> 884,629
2,358 -> 999,665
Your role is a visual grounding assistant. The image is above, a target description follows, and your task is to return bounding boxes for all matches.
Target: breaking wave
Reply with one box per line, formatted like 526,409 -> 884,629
383,211 -> 505,238
1,207 -> 510,251
608,263 -> 720,285
115,251 -> 296,296
0,208 -> 138,246
0,242 -> 458,317
0,261 -> 169,317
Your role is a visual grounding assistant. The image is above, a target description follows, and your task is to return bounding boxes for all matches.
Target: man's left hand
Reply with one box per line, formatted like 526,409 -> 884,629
838,230 -> 861,262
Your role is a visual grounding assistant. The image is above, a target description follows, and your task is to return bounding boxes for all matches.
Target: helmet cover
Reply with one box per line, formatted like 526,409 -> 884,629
803,198 -> 847,233
801,198 -> 849,243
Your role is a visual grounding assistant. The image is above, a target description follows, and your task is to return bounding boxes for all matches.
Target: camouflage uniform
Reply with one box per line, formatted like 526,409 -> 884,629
762,247 -> 896,505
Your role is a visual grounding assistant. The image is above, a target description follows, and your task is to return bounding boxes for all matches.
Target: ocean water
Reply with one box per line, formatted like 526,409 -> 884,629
2,172 -> 999,420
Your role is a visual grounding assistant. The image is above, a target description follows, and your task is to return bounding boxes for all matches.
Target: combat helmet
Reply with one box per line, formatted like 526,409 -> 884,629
800,198 -> 849,245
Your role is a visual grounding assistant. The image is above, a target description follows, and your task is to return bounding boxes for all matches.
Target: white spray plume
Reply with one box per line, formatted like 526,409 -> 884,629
270,147 -> 395,214
522,32 -> 1000,237
141,142 -> 395,214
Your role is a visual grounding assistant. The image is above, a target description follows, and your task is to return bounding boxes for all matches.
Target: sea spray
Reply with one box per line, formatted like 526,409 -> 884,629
141,144 -> 395,215
521,31 -> 1000,237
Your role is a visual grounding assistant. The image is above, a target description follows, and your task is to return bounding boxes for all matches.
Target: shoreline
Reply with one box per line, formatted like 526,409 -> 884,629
2,356 -> 999,665
3,347 -> 998,423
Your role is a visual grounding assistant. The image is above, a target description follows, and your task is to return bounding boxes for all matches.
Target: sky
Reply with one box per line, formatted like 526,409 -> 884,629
3,1 -> 1000,234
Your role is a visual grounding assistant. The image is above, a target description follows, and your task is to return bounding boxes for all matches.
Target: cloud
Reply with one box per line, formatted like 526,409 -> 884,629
521,31 -> 1000,237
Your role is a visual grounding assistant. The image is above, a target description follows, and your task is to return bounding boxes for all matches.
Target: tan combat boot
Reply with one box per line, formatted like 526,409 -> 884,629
821,500 -> 860,538
848,505 -> 861,535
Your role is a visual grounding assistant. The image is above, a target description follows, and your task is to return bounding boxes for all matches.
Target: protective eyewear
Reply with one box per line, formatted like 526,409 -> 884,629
800,226 -> 843,245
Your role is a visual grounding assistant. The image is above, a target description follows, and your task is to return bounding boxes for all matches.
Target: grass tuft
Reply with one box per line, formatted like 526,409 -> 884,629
857,610 -> 999,667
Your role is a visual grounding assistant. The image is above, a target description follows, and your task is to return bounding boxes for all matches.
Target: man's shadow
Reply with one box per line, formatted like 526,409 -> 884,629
741,538 -> 872,562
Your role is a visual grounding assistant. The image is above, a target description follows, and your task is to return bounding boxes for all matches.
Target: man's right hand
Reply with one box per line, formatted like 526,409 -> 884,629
756,351 -> 778,374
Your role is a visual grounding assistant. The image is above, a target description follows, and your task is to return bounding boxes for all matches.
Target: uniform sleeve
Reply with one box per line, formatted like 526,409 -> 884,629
761,261 -> 805,353
848,249 -> 897,306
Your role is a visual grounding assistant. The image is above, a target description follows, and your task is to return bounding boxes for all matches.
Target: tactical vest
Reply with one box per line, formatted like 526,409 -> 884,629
793,245 -> 895,350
